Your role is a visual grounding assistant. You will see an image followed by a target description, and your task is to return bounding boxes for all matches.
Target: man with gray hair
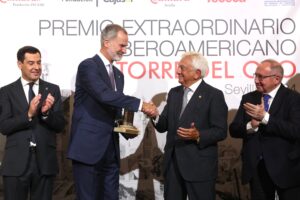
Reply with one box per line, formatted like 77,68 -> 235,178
230,59 -> 300,200
152,52 -> 228,200
67,24 -> 156,200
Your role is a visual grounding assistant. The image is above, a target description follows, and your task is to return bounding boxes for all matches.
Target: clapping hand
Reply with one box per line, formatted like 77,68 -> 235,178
243,97 -> 266,121
41,93 -> 55,114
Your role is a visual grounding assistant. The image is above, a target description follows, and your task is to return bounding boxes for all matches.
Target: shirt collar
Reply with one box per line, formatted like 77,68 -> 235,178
266,84 -> 281,98
98,52 -> 112,67
187,79 -> 202,92
20,77 -> 39,87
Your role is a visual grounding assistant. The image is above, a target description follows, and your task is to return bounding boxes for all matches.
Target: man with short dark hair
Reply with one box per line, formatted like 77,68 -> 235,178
0,46 -> 65,200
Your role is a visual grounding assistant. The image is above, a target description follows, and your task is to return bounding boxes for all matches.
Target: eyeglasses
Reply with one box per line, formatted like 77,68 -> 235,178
253,73 -> 277,81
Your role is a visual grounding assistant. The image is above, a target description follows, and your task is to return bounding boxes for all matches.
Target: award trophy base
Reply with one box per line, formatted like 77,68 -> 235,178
114,125 -> 139,135
114,110 -> 139,135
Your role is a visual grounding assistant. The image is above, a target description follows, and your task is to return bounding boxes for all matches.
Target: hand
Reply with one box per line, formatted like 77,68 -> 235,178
243,97 -> 266,121
177,122 -> 200,142
142,102 -> 159,118
28,94 -> 42,118
41,93 -> 55,114
250,119 -> 260,129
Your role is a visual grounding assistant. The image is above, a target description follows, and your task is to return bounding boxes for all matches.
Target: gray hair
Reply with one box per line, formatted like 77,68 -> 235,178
182,51 -> 209,78
100,24 -> 128,47
261,59 -> 284,77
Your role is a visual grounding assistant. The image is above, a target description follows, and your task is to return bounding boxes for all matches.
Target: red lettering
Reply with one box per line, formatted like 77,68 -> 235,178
162,61 -> 173,79
149,62 -> 160,79
224,61 -> 234,78
117,61 -> 127,73
243,61 -> 259,78
281,60 -> 296,78
128,61 -> 146,79
211,61 -> 222,78
210,61 -> 234,78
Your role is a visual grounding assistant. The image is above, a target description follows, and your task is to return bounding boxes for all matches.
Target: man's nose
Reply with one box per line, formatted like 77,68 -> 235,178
33,63 -> 40,69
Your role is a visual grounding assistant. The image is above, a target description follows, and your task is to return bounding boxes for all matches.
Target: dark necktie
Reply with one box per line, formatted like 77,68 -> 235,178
108,64 -> 116,90
28,82 -> 35,104
28,82 -> 37,144
180,87 -> 190,116
263,94 -> 271,112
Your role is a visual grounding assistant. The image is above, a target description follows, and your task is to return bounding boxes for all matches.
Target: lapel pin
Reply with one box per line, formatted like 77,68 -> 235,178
198,95 -> 202,99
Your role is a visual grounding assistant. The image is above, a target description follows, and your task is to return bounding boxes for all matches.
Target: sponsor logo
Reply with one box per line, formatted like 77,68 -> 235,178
60,0 -> 94,6
103,0 -> 133,4
207,0 -> 246,2
150,0 -> 190,5
62,0 -> 93,2
96,0 -> 133,6
0,0 -> 45,6
264,0 -> 295,6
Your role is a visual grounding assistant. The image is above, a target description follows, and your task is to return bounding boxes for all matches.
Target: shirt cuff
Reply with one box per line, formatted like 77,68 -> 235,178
41,112 -> 49,120
138,100 -> 143,111
153,115 -> 160,124
261,112 -> 270,125
246,121 -> 258,133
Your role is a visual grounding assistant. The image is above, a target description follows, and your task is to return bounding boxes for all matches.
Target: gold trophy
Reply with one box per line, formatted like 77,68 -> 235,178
114,109 -> 139,135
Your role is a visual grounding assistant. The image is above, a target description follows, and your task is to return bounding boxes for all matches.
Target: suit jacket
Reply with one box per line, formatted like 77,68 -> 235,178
229,84 -> 300,188
155,81 -> 228,182
0,78 -> 65,176
67,54 -> 140,165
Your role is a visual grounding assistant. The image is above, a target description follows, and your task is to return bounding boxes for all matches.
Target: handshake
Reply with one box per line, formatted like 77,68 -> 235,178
142,102 -> 159,118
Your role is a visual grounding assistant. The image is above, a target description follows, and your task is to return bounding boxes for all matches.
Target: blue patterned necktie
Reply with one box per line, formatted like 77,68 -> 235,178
263,94 -> 271,112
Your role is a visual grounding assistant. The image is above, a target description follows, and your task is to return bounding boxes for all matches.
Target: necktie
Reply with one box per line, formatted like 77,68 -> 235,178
180,87 -> 190,116
263,94 -> 271,112
108,64 -> 116,90
28,82 -> 36,144
28,82 -> 35,104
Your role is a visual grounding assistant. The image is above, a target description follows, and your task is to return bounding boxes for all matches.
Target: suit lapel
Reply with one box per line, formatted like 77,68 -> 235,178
179,81 -> 207,121
269,84 -> 285,115
250,91 -> 263,105
112,65 -> 123,92
39,79 -> 49,104
92,55 -> 114,89
13,79 -> 29,110
176,86 -> 185,120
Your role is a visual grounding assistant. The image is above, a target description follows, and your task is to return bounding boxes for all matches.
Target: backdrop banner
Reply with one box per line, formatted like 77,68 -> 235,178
0,0 -> 299,199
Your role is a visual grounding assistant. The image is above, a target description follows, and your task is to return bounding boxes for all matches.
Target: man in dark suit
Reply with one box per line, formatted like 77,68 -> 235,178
229,59 -> 300,200
67,24 -> 155,200
0,46 -> 65,200
152,52 -> 228,200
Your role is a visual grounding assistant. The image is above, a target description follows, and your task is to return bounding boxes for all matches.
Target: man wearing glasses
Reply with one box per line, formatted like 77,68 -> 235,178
229,59 -> 300,200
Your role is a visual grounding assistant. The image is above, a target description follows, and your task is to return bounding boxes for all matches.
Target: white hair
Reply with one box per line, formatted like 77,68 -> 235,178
181,51 -> 209,78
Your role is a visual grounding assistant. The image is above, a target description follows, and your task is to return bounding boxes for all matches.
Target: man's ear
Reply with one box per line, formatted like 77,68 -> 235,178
17,61 -> 22,70
195,69 -> 202,79
275,75 -> 282,84
103,40 -> 110,48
